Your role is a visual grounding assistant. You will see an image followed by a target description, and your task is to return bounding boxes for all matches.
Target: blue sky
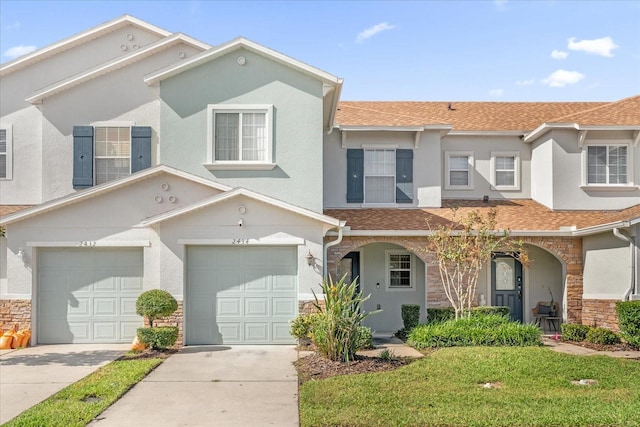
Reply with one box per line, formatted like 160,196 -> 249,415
1,0 -> 639,102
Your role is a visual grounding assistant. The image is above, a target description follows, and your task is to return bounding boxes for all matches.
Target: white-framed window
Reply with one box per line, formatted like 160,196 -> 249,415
584,142 -> 631,186
386,250 -> 414,290
491,151 -> 520,191
0,125 -> 12,180
445,151 -> 474,190
206,104 -> 275,170
94,126 -> 131,185
364,149 -> 396,204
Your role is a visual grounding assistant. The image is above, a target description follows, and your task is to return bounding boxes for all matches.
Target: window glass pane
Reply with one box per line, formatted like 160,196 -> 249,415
390,270 -> 411,287
496,156 -> 514,170
496,171 -> 514,186
449,155 -> 468,170
215,113 -> 239,161
0,154 -> 6,178
95,158 -> 130,185
449,170 -> 469,186
587,146 -> 606,184
609,146 -> 627,184
241,112 -> 266,161
365,150 -> 395,175
495,258 -> 515,290
95,127 -> 130,156
0,129 -> 6,153
365,176 -> 395,203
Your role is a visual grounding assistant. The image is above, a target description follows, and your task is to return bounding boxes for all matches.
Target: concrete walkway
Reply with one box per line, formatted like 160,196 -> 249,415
358,333 -> 424,358
0,344 -> 129,424
543,337 -> 640,359
88,345 -> 299,427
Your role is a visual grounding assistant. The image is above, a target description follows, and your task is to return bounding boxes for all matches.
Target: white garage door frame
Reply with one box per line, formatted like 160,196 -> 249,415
33,242 -> 147,344
184,241 -> 301,345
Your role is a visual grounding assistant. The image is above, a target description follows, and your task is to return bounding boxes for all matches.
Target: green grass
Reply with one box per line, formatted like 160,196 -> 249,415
300,347 -> 640,427
3,357 -> 162,427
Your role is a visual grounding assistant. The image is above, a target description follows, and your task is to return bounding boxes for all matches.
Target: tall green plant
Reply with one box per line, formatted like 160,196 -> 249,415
311,274 -> 380,362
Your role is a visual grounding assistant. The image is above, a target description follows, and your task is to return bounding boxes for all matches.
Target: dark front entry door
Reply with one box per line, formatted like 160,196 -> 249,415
491,253 -> 523,322
337,252 -> 360,292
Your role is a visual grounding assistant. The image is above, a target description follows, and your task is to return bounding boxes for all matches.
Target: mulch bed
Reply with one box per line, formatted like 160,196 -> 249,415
561,339 -> 638,352
295,352 -> 412,384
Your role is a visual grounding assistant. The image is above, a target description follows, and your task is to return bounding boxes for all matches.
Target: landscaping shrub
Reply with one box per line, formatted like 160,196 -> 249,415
586,327 -> 621,345
561,323 -> 590,342
401,304 -> 420,331
137,326 -> 179,349
136,289 -> 178,327
290,313 -> 322,340
426,308 -> 455,323
616,300 -> 640,348
355,326 -> 373,350
309,275 -> 379,362
408,314 -> 541,348
426,306 -> 510,324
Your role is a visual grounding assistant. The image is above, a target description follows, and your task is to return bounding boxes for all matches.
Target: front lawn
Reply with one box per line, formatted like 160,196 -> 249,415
299,346 -> 640,427
4,355 -> 163,427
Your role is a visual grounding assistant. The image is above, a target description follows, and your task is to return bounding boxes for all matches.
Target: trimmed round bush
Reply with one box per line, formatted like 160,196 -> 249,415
355,326 -> 373,350
586,327 -> 620,345
616,301 -> 640,348
136,289 -> 178,327
290,313 -> 322,340
401,304 -> 421,331
561,323 -> 590,342
137,326 -> 179,349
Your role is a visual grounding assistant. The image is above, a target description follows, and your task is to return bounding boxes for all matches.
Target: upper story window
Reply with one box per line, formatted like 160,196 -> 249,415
94,126 -> 131,185
0,125 -> 13,180
580,140 -> 637,190
491,151 -> 520,191
586,144 -> 628,185
72,124 -> 151,189
386,250 -> 414,290
206,104 -> 275,170
346,148 -> 413,205
445,151 -> 474,190
364,149 -> 395,203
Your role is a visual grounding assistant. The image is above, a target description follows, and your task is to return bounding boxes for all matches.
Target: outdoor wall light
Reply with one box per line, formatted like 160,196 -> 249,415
17,248 -> 27,265
305,251 -> 314,266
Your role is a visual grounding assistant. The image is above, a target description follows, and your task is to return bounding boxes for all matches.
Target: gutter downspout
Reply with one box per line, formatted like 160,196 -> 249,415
613,227 -> 636,300
323,222 -> 345,281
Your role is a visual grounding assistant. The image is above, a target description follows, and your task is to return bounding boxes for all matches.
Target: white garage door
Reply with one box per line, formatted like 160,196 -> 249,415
186,246 -> 297,345
37,248 -> 144,344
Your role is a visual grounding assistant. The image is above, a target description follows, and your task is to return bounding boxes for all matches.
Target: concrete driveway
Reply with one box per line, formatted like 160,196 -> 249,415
88,345 -> 299,427
0,344 -> 129,424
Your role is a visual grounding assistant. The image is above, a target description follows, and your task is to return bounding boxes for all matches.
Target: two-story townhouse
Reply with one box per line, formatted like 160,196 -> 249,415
1,15 -> 638,346
0,16 -> 343,345
324,97 -> 640,332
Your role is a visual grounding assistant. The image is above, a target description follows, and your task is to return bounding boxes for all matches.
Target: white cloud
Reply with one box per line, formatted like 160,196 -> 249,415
3,45 -> 37,59
551,49 -> 568,60
356,22 -> 396,43
489,89 -> 504,97
6,21 -> 21,31
567,36 -> 619,57
516,78 -> 535,86
542,69 -> 585,87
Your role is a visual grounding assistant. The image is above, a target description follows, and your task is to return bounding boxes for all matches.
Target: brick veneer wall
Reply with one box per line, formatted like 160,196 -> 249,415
0,299 -> 31,330
143,301 -> 184,346
582,299 -> 620,332
325,235 -> 585,323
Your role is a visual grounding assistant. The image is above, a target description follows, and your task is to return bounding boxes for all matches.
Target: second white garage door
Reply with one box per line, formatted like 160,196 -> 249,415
186,246 -> 298,345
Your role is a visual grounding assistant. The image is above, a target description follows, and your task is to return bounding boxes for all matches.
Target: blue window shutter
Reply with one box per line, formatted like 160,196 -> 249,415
72,126 -> 94,188
131,126 -> 152,173
396,149 -> 413,203
347,149 -> 364,203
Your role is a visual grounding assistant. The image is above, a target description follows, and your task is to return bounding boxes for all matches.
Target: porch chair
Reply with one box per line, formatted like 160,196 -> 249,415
532,301 -> 560,332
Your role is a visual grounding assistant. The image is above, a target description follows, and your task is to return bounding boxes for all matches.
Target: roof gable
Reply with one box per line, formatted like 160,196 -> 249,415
0,165 -> 230,225
0,15 -> 173,77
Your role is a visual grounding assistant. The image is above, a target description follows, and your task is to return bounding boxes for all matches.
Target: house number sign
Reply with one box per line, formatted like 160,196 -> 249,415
78,241 -> 97,247
232,239 -> 250,245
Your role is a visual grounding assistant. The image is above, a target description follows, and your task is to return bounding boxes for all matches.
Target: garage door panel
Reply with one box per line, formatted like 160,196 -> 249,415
219,323 -> 242,342
245,323 -> 269,342
245,298 -> 269,316
186,246 -> 297,345
272,298 -> 296,316
218,297 -> 242,316
93,298 -> 117,316
38,248 -> 144,344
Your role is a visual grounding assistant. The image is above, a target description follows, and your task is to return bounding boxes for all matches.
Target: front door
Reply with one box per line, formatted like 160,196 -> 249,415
337,252 -> 360,292
491,253 -> 523,322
